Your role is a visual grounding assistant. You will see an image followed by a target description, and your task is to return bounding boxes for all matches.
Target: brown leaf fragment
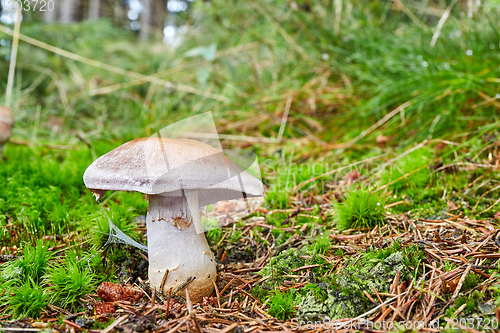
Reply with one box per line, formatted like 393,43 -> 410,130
376,135 -> 389,147
94,302 -> 115,316
494,212 -> 500,223
343,170 -> 360,183
447,201 -> 459,211
433,230 -> 442,243
461,230 -> 467,244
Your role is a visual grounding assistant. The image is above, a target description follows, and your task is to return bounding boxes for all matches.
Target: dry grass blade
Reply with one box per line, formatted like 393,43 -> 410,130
452,264 -> 472,300
0,26 -> 229,102
5,3 -> 22,108
290,153 -> 387,192
339,101 -> 412,152
430,0 -> 459,47
392,0 -> 430,32
247,0 -> 310,60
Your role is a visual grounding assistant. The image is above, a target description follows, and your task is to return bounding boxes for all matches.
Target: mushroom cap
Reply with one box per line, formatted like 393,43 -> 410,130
0,122 -> 11,145
0,106 -> 14,127
83,137 -> 264,206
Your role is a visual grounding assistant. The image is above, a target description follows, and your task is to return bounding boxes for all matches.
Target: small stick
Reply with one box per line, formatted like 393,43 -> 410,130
172,277 -> 196,296
62,320 -> 83,331
185,289 -> 193,314
372,286 -> 386,313
165,287 -> 172,318
452,265 -> 472,299
101,315 -> 128,333
219,278 -> 235,295
212,280 -> 221,308
160,269 -> 169,293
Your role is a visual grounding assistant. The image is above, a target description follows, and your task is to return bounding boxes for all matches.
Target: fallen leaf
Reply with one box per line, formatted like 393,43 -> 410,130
447,201 -> 460,211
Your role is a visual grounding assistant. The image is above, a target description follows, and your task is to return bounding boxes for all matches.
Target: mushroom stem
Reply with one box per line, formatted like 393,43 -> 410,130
146,191 -> 216,301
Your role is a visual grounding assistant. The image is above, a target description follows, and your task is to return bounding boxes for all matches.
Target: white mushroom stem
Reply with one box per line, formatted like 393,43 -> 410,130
146,190 -> 216,301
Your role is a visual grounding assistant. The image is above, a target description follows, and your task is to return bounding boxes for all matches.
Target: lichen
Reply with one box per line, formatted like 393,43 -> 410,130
257,240 -> 424,322
298,289 -> 371,321
297,251 -> 410,321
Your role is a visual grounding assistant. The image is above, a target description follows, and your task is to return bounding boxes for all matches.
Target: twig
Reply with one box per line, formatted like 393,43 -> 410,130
479,196 -> 500,215
337,292 -> 408,328
472,184 -> 500,212
334,0 -> 343,36
160,269 -> 169,294
165,287 -> 172,318
101,315 -> 128,333
452,265 -> 472,299
276,96 -> 292,143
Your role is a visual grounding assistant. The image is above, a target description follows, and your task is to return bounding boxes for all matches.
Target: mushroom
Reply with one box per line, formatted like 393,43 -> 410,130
0,106 -> 14,158
83,137 -> 264,301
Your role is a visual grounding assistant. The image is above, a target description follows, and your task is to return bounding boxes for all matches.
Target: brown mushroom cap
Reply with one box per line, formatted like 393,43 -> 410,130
83,137 -> 264,206
0,106 -> 14,127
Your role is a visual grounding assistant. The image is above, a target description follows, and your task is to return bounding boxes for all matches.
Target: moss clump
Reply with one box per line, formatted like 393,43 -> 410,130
254,248 -> 328,300
45,254 -> 98,310
309,232 -> 331,255
5,280 -> 48,319
297,251 -> 405,321
268,290 -> 296,320
445,291 -> 497,329
298,288 -> 370,321
363,241 -> 425,279
1,241 -> 51,284
334,187 -> 386,231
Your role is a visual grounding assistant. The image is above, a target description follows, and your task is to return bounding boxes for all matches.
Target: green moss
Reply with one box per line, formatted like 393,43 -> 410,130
380,148 -> 431,191
265,186 -> 290,209
257,240 -> 425,321
45,253 -> 98,310
298,288 -> 371,321
266,212 -> 290,227
206,226 -> 223,245
268,290 -> 296,320
445,291 -> 497,328
255,248 -> 329,300
3,280 -> 49,319
1,241 -> 52,285
462,273 -> 484,292
227,229 -> 243,244
260,248 -> 308,279
309,232 -> 331,255
334,187 -> 386,230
